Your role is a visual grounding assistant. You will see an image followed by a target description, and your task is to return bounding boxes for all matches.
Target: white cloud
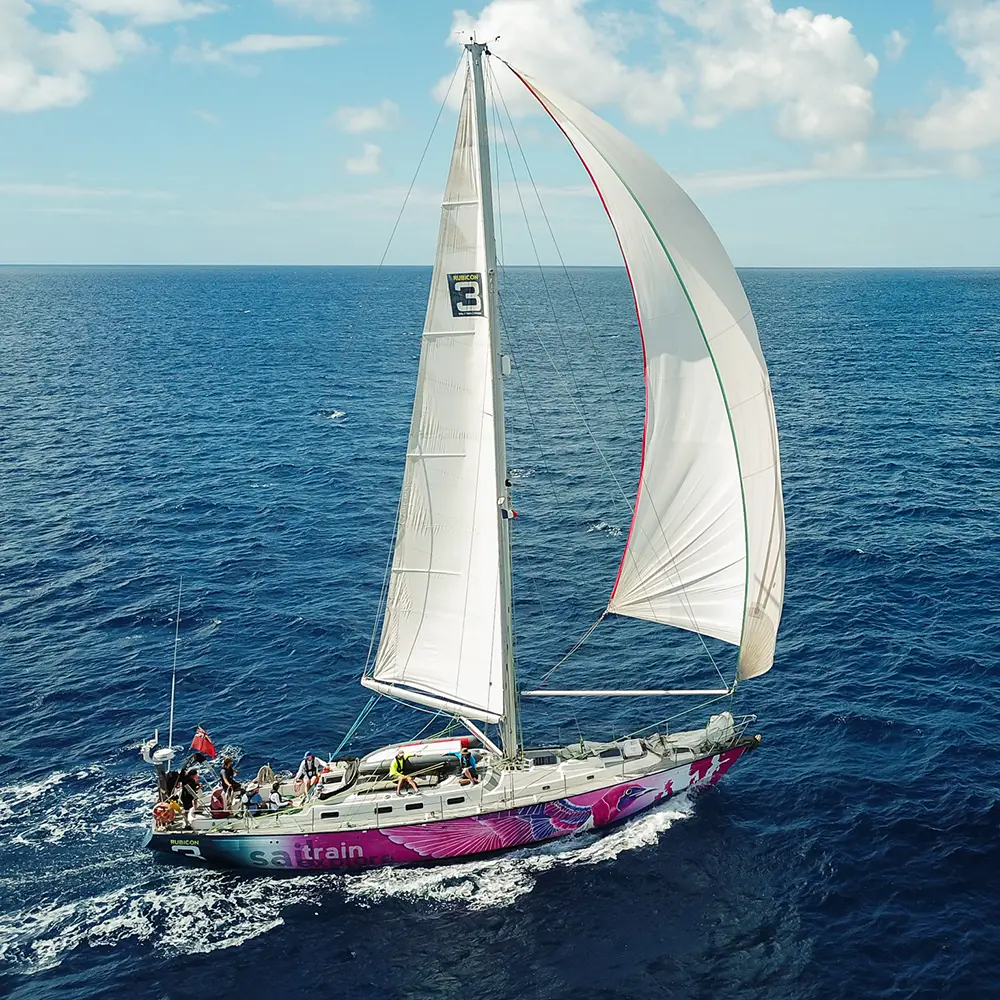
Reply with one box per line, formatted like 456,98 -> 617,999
193,107 -> 219,124
885,28 -> 909,61
951,151 -> 983,176
450,0 -> 878,164
266,184 -> 440,212
0,2 -> 147,112
332,98 -> 398,132
664,0 -> 878,152
224,33 -> 339,55
680,164 -> 940,193
69,0 -> 217,25
269,181 -> 591,215
273,0 -> 367,17
176,32 -> 339,63
0,0 -> 220,113
446,0 -> 686,127
0,181 -> 173,198
910,0 -> 1000,151
344,141 -> 381,174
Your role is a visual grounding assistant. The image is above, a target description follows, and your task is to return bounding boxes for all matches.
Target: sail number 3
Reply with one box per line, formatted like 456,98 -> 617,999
447,273 -> 485,317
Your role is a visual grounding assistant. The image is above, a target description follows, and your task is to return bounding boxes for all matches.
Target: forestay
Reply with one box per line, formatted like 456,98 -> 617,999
509,67 -> 785,679
362,67 -> 505,721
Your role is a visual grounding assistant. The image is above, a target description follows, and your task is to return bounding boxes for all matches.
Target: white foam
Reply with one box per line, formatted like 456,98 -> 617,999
344,793 -> 694,911
0,768 -> 103,830
586,520 -> 622,537
0,770 -> 694,976
0,863 -> 331,975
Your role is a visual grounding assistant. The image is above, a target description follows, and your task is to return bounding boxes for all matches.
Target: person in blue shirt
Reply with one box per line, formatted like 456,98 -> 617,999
458,747 -> 479,786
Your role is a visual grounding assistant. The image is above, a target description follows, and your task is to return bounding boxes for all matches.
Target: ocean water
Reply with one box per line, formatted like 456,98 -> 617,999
0,264 -> 998,1000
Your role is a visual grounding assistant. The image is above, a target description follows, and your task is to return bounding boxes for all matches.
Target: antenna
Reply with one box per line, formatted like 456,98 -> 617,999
167,579 -> 182,757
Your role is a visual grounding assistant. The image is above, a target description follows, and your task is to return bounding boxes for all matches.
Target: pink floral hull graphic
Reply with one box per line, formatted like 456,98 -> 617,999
149,746 -> 748,870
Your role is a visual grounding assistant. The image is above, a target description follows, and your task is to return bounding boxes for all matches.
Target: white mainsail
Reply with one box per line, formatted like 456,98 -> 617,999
509,67 -> 785,680
363,66 -> 506,721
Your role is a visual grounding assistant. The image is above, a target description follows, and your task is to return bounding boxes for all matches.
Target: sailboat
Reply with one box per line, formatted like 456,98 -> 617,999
142,41 -> 784,870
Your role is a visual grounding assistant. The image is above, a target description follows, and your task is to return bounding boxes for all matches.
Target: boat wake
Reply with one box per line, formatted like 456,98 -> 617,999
343,793 -> 694,911
0,864 -> 332,974
0,766 -> 694,976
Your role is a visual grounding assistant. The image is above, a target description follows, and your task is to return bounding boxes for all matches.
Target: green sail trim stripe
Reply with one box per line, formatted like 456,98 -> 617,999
585,143 -> 753,654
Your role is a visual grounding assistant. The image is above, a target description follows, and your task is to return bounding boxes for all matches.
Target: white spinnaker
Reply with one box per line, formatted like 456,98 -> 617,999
510,67 -> 785,679
363,68 -> 505,720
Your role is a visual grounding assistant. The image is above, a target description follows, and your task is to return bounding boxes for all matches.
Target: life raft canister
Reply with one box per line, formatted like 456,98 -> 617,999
153,801 -> 175,827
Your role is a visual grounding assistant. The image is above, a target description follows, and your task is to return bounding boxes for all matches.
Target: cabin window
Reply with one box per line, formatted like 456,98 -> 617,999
541,785 -> 550,791
405,802 -> 423,811
320,811 -> 339,819
531,754 -> 558,766
599,748 -> 622,759
586,775 -> 595,781
375,806 -> 392,814
447,796 -> 465,805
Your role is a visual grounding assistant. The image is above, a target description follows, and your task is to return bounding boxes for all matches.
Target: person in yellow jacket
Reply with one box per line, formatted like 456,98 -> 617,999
390,749 -> 418,795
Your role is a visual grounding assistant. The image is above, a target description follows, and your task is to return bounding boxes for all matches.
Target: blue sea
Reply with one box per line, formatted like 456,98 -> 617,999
1,265 -> 998,999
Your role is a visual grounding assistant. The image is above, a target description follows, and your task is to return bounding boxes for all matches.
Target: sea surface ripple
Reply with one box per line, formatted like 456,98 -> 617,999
0,265 -> 998,1000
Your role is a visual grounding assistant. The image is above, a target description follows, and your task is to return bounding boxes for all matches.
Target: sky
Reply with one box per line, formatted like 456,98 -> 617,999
1,0 -> 999,266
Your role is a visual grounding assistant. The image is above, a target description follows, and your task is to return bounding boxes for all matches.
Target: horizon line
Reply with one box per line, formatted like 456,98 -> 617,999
2,262 -> 999,270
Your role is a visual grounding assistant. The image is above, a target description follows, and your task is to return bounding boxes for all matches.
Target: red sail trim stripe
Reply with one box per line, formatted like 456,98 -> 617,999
503,64 -> 648,603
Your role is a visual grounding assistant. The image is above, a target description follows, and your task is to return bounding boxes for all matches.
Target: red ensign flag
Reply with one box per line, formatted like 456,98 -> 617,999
191,727 -> 216,758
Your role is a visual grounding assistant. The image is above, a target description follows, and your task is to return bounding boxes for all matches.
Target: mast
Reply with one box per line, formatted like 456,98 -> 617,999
467,41 -> 521,763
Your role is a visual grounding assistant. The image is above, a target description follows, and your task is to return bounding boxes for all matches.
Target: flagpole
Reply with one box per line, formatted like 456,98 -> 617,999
167,579 -> 182,758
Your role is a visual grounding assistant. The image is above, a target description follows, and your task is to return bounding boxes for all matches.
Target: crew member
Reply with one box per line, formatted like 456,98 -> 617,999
390,749 -> 418,795
295,751 -> 328,802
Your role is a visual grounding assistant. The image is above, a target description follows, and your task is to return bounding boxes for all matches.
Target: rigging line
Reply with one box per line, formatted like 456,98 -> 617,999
492,72 -> 634,446
359,63 -> 467,679
536,611 -> 607,685
410,710 -> 449,742
332,694 -> 379,757
497,64 -> 733,685
494,296 -> 587,626
363,486 -> 403,675
491,69 -> 727,692
490,69 -> 688,686
488,63 -> 633,516
167,578 -> 182,754
488,69 -> 506,272
487,66 -> 634,516
346,56 -> 464,346
488,72 -> 609,646
625,692 -> 733,739
494,262 -> 622,631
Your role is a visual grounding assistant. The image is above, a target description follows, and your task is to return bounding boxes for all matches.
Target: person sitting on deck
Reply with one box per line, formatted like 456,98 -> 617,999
390,749 -> 418,795
241,783 -> 266,815
267,781 -> 289,811
458,747 -> 479,786
294,752 -> 328,802
209,785 -> 229,818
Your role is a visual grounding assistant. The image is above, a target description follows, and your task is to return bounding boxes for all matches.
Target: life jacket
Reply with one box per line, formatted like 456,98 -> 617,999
243,790 -> 265,814
301,757 -> 318,779
390,755 -> 409,777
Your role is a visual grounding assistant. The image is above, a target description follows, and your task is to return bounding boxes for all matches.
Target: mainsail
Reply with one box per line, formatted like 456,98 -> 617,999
363,66 -> 505,722
509,67 -> 786,680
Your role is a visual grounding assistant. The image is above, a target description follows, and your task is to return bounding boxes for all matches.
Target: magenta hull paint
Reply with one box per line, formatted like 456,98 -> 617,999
147,747 -> 748,870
